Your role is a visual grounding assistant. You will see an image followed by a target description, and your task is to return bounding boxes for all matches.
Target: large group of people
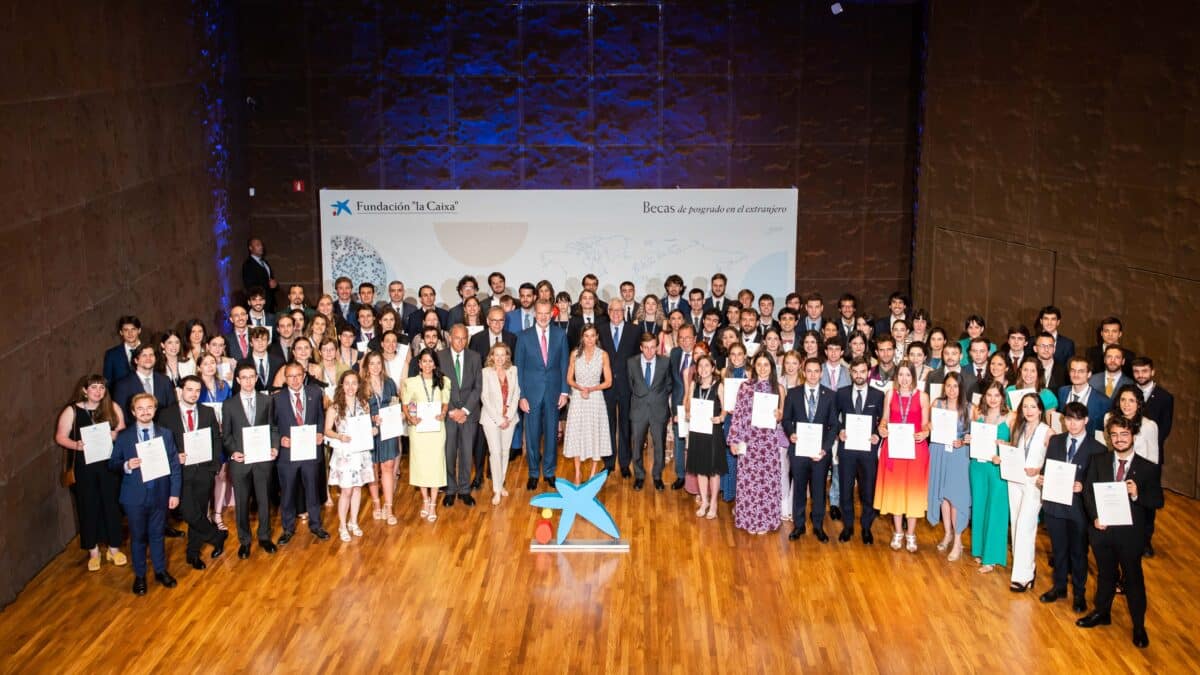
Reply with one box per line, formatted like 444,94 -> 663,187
56,238 -> 1174,648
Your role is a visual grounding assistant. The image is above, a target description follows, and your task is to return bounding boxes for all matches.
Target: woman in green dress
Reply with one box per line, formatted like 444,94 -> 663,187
969,380 -> 1016,574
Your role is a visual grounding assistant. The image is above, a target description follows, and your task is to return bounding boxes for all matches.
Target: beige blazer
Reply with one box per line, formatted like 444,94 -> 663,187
481,365 -> 520,428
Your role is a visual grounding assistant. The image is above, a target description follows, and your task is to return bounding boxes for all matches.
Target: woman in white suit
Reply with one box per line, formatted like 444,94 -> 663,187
481,341 -> 521,505
1008,392 -> 1050,593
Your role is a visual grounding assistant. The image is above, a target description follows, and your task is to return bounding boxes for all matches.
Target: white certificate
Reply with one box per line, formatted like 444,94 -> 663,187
1094,429 -> 1107,446
970,392 -> 982,407
999,443 -> 1026,482
969,421 -> 998,461
183,429 -> 213,465
415,402 -> 442,433
869,379 -> 890,394
343,414 -> 374,452
793,422 -> 823,458
1041,459 -> 1077,506
1093,481 -> 1133,526
689,399 -> 714,435
675,405 -> 689,436
135,436 -> 170,482
290,424 -> 318,461
81,422 -> 113,465
467,325 -> 484,337
356,339 -> 371,353
218,361 -> 232,380
242,425 -> 273,464
378,405 -> 406,440
888,423 -> 915,459
928,383 -> 943,401
1049,410 -> 1064,434
743,341 -> 760,356
930,407 -> 959,446
843,414 -> 873,451
751,392 -> 779,430
1007,388 -> 1036,409
202,402 -> 223,424
723,378 -> 746,412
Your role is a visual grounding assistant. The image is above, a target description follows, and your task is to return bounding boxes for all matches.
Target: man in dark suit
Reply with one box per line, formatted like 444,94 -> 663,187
109,393 -> 181,595
354,306 -> 382,350
102,315 -> 142,388
659,274 -> 686,316
617,280 -> 640,324
269,314 -> 297,363
241,237 -> 277,313
571,274 -> 608,315
332,276 -> 364,329
245,287 -> 276,330
378,280 -> 417,327
225,305 -> 252,362
628,332 -> 672,491
834,357 -> 885,543
1058,356 -> 1111,436
404,285 -> 450,337
737,308 -> 766,346
113,345 -> 177,421
785,358 -> 838,543
800,292 -> 826,333
702,273 -> 729,324
834,294 -> 858,342
930,343 -> 975,393
279,283 -> 316,322
599,300 -> 640,476
272,363 -> 329,544
1033,332 -> 1068,392
683,288 -> 707,334
756,294 -> 781,334
1038,403 -> 1105,612
1131,356 -> 1172,557
1077,416 -> 1163,648
668,324 -> 698,490
514,300 -> 570,489
874,292 -> 909,336
438,326 -> 482,507
567,289 -> 605,350
505,283 -> 538,335
1085,316 -> 1135,376
222,364 -> 278,559
1037,305 -> 1075,363
446,275 -> 480,328
1003,325 -> 1034,376
237,327 -> 283,393
160,376 -> 226,569
479,272 -> 508,314
470,306 -> 519,477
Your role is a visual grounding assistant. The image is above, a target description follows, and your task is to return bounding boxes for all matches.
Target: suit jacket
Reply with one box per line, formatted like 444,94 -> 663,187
437,348 -> 482,416
1088,372 -> 1134,402
247,311 -> 276,329
113,371 -> 177,420
271,385 -> 325,463
684,312 -> 707,334
1083,452 -> 1163,541
225,330 -> 252,362
238,352 -> 285,393
668,347 -> 695,409
703,297 -> 730,324
377,300 -> 418,324
875,316 -> 904,337
334,300 -> 366,329
1085,345 -> 1135,377
514,324 -> 570,407
571,299 -> 609,316
241,256 -> 274,295
819,363 -> 851,391
834,385 -> 885,452
1142,385 -> 1174,452
598,321 -> 640,400
268,339 -> 293,365
505,308 -> 536,335
1052,334 -> 1076,363
469,328 -> 517,362
1057,385 -> 1111,435
221,391 -> 277,457
659,295 -> 686,316
800,315 -> 826,333
404,306 -> 448,337
1041,433 -> 1105,522
567,314 -> 606,351
110,424 -> 181,506
782,384 -> 839,452
480,366 -> 520,428
1039,360 -> 1068,393
929,366 -> 975,394
834,318 -> 857,342
627,355 -> 671,422
159,403 -> 221,478
103,343 -> 137,388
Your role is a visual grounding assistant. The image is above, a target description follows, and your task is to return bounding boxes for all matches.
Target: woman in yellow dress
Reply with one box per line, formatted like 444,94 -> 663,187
402,348 -> 450,523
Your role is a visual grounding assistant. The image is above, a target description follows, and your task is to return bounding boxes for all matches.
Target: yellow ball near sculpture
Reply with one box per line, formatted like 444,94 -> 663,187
541,508 -> 553,519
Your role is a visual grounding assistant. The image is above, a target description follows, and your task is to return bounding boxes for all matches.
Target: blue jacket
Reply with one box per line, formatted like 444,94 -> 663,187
110,425 -> 181,507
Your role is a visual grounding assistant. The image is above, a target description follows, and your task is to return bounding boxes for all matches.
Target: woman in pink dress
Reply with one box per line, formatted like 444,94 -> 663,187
874,361 -> 932,552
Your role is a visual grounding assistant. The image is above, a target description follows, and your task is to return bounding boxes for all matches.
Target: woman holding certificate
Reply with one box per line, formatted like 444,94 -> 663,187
55,375 -> 128,572
685,355 -> 727,519
361,352 -> 400,526
196,354 -> 234,530
727,353 -> 788,535
969,381 -> 1013,573
1104,385 -> 1159,464
1005,358 -> 1059,416
403,349 -> 450,522
325,371 -> 375,541
926,373 -> 971,561
719,344 -> 750,502
874,362 -> 931,553
1008,393 -> 1050,592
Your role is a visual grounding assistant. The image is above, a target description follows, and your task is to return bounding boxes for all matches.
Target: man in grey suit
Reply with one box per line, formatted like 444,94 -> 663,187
627,332 -> 672,491
221,364 -> 279,559
377,280 -> 417,327
438,325 -> 482,507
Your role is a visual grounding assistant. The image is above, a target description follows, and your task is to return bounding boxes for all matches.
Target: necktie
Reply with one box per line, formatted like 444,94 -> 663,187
540,330 -> 548,365
294,392 -> 304,425
626,307 -> 633,322
494,334 -> 500,346
682,353 -> 690,374
127,348 -> 134,367
1070,391 -> 1079,403
254,317 -> 262,327
975,367 -> 983,379
855,391 -> 864,415
141,428 -> 149,442
1067,437 -> 1077,463
644,361 -> 652,386
585,316 -> 591,325
1116,459 -> 1127,481
524,313 -> 533,329
258,358 -> 267,385
1105,377 -> 1114,397
186,408 -> 195,432
238,332 -> 248,355
245,397 -> 255,421
613,325 -> 620,346
142,375 -> 153,395
454,353 -> 462,386
807,390 -> 816,423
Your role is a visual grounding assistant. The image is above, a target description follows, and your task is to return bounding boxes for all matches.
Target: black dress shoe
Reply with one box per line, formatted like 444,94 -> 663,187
1115,579 -> 1125,595
1072,596 -> 1087,613
509,449 -> 522,461
155,571 -> 178,588
238,544 -> 251,559
1040,588 -> 1064,603
620,468 -> 631,478
1133,626 -> 1149,648
311,528 -> 330,540
211,533 -> 227,559
443,494 -> 455,507
814,528 -> 829,543
259,540 -> 277,554
671,478 -> 685,490
546,477 -> 556,489
829,506 -> 842,521
164,526 -> 184,539
526,477 -> 538,490
132,576 -> 147,595
187,556 -> 207,571
653,479 -> 665,491
838,528 -> 853,543
470,478 -> 482,490
1076,612 -> 1112,628
1144,544 -> 1155,558
633,478 -> 644,491
461,494 -> 476,507
788,526 -> 805,541
277,531 -> 294,546
862,530 -> 874,545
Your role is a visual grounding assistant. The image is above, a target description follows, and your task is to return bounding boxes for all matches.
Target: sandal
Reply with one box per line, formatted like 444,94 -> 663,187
890,532 -> 904,550
213,512 -> 228,531
977,564 -> 995,574
937,534 -> 952,552
384,504 -> 397,525
105,548 -> 127,566
948,543 -> 962,562
349,524 -> 363,537
905,534 -> 918,553
420,499 -> 430,519
88,555 -> 101,572
372,502 -> 384,520
339,527 -> 351,542
706,503 -> 717,520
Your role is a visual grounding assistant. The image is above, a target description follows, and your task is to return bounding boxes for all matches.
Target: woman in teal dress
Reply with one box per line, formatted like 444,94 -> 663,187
1005,358 -> 1059,418
361,351 -> 400,526
969,380 -> 1016,573
927,372 -> 972,562
957,314 -> 997,366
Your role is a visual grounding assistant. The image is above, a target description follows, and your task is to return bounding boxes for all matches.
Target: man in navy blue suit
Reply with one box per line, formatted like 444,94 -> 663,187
404,284 -> 449,338
1037,305 -> 1075,363
110,393 -> 181,595
834,357 -> 885,544
272,363 -> 330,544
599,300 -> 640,476
1132,356 -> 1173,557
668,324 -> 698,490
113,344 -> 177,421
225,305 -> 252,362
702,273 -> 729,324
875,292 -> 909,337
785,358 -> 839,543
333,276 -> 364,329
514,300 -> 569,489
102,315 -> 142,388
1058,356 -> 1111,435
505,283 -> 538,336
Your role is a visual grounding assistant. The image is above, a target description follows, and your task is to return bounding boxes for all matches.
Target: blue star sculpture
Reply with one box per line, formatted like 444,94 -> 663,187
530,471 -> 620,545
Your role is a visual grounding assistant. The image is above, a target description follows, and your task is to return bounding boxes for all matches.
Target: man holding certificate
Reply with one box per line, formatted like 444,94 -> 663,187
222,364 -> 279,558
160,376 -> 226,570
272,364 -> 330,544
1078,416 -> 1163,648
109,393 -> 181,596
833,358 -> 884,544
783,358 -> 837,543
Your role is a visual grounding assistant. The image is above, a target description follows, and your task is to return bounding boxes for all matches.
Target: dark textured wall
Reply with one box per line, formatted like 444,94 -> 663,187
0,1 -> 222,605
239,0 -> 920,311
915,0 -> 1199,495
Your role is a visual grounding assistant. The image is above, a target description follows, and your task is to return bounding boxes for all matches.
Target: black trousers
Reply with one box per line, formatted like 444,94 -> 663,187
791,453 -> 831,528
837,449 -> 878,532
1046,514 -> 1088,597
603,392 -> 632,472
1090,528 -> 1147,629
229,460 -> 274,544
72,452 -> 123,550
278,459 -> 322,533
180,468 -> 221,557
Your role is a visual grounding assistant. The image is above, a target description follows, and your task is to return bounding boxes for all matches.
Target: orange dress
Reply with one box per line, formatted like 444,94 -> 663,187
874,391 -> 930,517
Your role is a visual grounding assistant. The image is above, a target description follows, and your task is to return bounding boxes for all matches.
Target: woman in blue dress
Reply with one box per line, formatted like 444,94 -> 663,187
361,351 -> 400,526
719,342 -> 749,502
927,372 -> 972,562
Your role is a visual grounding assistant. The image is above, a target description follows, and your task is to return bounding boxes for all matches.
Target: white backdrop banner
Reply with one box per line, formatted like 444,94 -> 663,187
319,189 -> 797,305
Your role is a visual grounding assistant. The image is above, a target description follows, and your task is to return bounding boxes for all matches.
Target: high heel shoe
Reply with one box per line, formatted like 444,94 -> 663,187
1010,579 -> 1035,593
349,524 -> 363,537
426,502 -> 437,523
384,503 -> 397,525
905,534 -> 918,553
706,502 -> 717,520
420,499 -> 430,519
890,532 -> 904,550
372,501 -> 384,520
947,543 -> 962,562
936,534 -> 952,552
212,512 -> 228,531
339,526 -> 351,542
696,503 -> 708,517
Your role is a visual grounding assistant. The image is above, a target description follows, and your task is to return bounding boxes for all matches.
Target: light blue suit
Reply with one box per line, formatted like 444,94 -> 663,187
514,323 -> 569,479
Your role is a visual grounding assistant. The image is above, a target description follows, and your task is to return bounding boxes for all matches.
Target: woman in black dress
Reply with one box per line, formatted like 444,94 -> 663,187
685,355 -> 728,520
